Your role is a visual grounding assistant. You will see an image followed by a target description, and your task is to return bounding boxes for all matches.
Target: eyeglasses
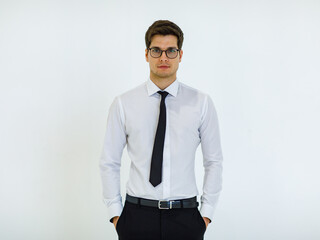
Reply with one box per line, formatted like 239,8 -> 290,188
148,47 -> 181,59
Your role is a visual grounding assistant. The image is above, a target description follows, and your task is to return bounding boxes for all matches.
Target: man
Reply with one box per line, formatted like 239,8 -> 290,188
99,20 -> 223,240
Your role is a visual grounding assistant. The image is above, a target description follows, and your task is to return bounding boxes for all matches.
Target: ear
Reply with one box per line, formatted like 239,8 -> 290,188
179,49 -> 183,62
145,49 -> 149,62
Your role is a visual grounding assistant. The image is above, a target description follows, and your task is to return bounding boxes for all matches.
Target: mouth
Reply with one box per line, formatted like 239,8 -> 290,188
158,65 -> 170,69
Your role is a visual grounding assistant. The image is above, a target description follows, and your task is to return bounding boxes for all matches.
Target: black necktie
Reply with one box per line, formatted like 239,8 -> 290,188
149,91 -> 169,187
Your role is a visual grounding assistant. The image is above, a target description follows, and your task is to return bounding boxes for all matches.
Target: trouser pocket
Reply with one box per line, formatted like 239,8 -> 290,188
116,204 -> 126,235
195,208 -> 207,232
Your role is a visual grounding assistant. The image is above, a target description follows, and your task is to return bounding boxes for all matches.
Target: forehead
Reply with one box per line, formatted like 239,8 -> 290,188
150,34 -> 178,48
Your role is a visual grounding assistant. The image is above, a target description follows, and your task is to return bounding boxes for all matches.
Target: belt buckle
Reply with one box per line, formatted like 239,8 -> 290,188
158,200 -> 174,209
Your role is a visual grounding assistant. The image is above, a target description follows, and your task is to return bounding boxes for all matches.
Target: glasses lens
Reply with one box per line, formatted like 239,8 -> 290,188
150,48 -> 161,57
166,48 -> 178,59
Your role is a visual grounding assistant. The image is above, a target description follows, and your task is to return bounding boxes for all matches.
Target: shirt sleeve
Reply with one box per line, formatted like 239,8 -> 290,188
99,96 -> 127,223
198,94 -> 223,222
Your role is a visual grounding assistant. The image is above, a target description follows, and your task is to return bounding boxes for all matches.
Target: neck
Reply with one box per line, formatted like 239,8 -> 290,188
150,74 -> 176,90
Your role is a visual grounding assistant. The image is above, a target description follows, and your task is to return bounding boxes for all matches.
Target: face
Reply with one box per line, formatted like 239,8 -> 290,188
145,34 -> 183,81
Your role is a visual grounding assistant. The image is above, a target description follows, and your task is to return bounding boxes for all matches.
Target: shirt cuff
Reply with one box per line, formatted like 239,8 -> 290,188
107,201 -> 123,224
199,203 -> 214,223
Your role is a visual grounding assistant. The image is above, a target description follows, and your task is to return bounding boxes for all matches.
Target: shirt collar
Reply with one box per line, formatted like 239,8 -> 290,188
146,77 -> 179,97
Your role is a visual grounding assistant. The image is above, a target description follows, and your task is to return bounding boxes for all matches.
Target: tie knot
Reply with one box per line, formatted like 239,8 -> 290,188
157,91 -> 169,100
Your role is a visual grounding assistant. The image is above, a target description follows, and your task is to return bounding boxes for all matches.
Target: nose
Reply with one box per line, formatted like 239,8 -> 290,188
159,51 -> 169,62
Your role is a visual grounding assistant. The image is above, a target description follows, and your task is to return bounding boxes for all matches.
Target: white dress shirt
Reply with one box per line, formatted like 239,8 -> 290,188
99,78 -> 223,223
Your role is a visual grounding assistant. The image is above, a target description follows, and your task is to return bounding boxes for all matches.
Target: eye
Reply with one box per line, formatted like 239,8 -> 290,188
151,48 -> 161,53
168,48 -> 177,53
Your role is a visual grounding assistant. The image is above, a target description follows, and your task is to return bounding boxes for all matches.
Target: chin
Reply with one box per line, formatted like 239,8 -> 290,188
156,71 -> 173,77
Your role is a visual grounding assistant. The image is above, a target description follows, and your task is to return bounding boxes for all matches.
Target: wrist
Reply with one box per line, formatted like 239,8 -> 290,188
203,217 -> 211,223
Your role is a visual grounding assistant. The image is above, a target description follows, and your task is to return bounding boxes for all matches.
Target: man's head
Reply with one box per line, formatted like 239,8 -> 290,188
145,20 -> 184,49
145,20 -> 184,82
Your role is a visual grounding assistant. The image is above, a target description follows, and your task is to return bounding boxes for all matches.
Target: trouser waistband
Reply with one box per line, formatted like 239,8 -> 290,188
125,194 -> 199,209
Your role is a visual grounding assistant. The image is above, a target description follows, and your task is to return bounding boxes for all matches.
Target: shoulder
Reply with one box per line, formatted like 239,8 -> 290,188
178,82 -> 217,118
178,82 -> 210,101
116,81 -> 147,101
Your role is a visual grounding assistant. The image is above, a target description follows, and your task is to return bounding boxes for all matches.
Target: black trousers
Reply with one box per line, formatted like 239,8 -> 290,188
116,200 -> 207,240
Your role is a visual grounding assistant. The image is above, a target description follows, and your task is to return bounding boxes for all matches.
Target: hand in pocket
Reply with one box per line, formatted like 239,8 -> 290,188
113,216 -> 120,229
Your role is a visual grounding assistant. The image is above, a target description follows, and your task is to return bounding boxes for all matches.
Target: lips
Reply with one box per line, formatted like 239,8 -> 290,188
158,65 -> 169,69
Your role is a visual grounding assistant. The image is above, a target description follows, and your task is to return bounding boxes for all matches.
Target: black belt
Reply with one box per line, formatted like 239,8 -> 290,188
125,194 -> 199,209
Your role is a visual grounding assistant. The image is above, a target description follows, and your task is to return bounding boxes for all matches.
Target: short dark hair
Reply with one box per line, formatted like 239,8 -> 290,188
145,20 -> 184,49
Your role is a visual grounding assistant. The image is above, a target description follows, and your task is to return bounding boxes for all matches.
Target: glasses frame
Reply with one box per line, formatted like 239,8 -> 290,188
147,47 -> 181,59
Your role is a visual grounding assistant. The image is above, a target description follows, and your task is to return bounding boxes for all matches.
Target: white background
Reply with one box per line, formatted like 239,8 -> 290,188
1,0 -> 320,239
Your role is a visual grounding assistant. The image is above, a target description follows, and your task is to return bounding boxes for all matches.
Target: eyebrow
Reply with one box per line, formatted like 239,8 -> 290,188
150,46 -> 178,49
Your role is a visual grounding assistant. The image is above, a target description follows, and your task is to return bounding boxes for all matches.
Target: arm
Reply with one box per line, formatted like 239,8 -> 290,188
199,95 -> 223,223
99,96 -> 127,223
